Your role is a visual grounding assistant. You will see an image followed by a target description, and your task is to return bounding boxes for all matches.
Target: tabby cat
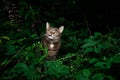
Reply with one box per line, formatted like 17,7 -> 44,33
41,22 -> 64,60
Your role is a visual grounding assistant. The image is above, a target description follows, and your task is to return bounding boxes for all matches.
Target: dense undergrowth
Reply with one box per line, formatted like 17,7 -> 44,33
1,0 -> 120,80
1,22 -> 120,80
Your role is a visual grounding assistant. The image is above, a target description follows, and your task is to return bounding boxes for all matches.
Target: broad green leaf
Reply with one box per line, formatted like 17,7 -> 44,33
44,60 -> 69,78
15,63 -> 28,71
95,32 -> 101,36
81,43 -> 92,48
24,65 -> 35,80
84,47 -> 93,53
89,58 -> 99,64
92,73 -> 105,80
106,60 -> 111,69
111,54 -> 120,63
82,69 -> 91,78
6,45 -> 17,55
94,47 -> 101,54
74,71 -> 89,80
94,62 -> 106,69
13,63 -> 28,74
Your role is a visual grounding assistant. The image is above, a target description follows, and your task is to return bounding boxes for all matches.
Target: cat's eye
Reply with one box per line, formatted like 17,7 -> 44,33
47,29 -> 50,31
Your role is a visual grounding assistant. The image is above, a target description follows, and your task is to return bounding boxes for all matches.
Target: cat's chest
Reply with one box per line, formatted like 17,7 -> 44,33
49,43 -> 54,49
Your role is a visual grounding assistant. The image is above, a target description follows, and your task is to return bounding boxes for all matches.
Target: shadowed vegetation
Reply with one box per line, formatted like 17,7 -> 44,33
0,0 -> 120,80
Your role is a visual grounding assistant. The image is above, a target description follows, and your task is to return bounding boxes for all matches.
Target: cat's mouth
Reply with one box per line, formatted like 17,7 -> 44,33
48,35 -> 54,39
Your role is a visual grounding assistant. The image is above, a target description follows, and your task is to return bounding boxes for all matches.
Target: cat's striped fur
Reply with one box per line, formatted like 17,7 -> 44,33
41,22 -> 64,60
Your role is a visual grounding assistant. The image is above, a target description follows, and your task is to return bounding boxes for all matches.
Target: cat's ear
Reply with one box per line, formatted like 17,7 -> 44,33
59,26 -> 64,33
46,22 -> 50,30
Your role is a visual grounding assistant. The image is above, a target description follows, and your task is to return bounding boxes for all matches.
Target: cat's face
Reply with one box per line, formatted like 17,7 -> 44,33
45,22 -> 64,40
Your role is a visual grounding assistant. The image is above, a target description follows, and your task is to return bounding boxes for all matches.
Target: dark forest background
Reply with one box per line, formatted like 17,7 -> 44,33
0,0 -> 120,80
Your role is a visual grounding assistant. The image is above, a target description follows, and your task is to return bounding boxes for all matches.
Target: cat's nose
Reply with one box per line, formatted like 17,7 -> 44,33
48,35 -> 53,37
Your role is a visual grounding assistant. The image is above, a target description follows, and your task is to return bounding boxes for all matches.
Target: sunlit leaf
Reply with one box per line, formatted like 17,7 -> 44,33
0,36 -> 10,40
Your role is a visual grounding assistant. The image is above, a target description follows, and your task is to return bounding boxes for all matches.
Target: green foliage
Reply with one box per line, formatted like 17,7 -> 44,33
74,69 -> 91,80
0,36 -> 10,45
14,63 -> 40,80
111,54 -> 120,63
44,60 -> 69,79
81,32 -> 115,54
0,0 -> 120,80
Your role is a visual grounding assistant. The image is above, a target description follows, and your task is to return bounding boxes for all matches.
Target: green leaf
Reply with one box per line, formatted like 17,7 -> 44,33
15,63 -> 28,71
94,62 -> 106,69
25,11 -> 31,21
84,47 -> 93,53
89,58 -> 99,64
0,59 -> 9,66
24,65 -> 35,80
0,39 -> 1,44
111,54 -> 120,63
82,69 -> 91,78
81,40 -> 97,48
106,60 -> 111,69
44,60 -> 69,78
94,47 -> 101,54
14,63 -> 28,74
95,32 -> 101,37
6,45 -> 17,55
74,70 -> 89,80
15,63 -> 37,80
0,36 -> 10,40
64,53 -> 76,59
92,73 -> 105,80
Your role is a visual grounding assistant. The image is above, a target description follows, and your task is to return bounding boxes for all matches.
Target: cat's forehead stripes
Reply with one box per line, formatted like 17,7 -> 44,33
47,28 -> 60,33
